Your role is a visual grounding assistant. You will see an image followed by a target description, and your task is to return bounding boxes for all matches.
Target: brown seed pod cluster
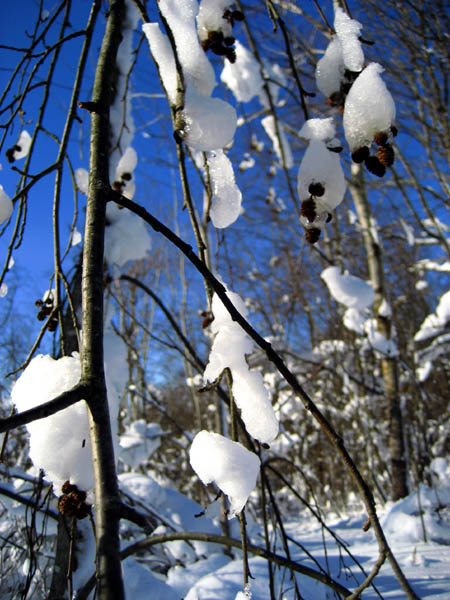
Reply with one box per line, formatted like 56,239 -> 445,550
301,198 -> 316,223
352,126 -> 397,177
35,296 -> 58,331
327,69 -> 360,114
58,481 -> 90,520
305,228 -> 321,244
200,9 -> 244,63
200,310 -> 214,329
112,171 -> 132,194
6,144 -> 22,163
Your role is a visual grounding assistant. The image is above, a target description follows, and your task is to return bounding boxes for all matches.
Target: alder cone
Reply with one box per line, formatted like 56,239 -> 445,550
377,143 -> 395,166
365,155 -> 386,177
301,198 -> 316,223
352,146 -> 370,164
305,228 -> 321,244
374,131 -> 388,146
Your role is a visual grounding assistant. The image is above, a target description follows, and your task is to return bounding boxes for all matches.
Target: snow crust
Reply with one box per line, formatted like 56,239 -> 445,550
114,146 -> 138,199
204,286 -> 278,444
221,40 -> 263,103
0,184 -> 13,224
343,63 -> 395,151
364,318 -> 398,357
189,430 -> 260,517
207,149 -> 242,227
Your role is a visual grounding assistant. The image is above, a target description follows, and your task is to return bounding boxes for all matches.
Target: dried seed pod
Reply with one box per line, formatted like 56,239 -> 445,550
121,172 -> 132,181
351,146 -> 370,164
373,131 -> 388,146
300,198 -> 316,223
377,143 -> 395,167
6,147 -> 15,163
327,144 -> 343,154
308,182 -> 325,197
305,228 -> 321,244
390,125 -> 398,137
37,310 -> 47,321
112,180 -> 124,192
225,47 -> 236,63
210,42 -> 227,56
326,213 -> 333,223
232,9 -> 244,21
35,299 -> 44,307
48,318 -> 58,332
62,480 -> 76,494
223,36 -> 235,47
365,155 -> 386,177
328,91 -> 344,107
202,315 -> 214,329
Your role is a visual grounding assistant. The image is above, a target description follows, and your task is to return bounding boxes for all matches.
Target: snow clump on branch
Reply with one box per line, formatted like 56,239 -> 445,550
204,284 -> 279,444
297,118 -> 346,244
189,430 -> 260,517
207,149 -> 242,227
10,332 -> 127,500
343,63 -> 397,177
0,184 -> 13,224
144,0 -> 237,152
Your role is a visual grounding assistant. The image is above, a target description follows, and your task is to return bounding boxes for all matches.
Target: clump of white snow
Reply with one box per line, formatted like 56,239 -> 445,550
221,40 -> 263,103
197,0 -> 233,44
207,149 -> 242,228
113,146 -> 137,199
7,130 -> 32,162
75,168 -> 89,195
143,6 -> 237,152
10,331 -> 126,496
10,354 -> 92,494
182,89 -> 237,151
414,289 -> 450,342
315,36 -> 345,99
334,7 -> 364,73
204,285 -> 278,444
261,116 -> 293,169
143,23 -> 177,104
189,430 -> 260,517
363,318 -> 398,357
297,119 -> 346,242
343,63 -> 395,152
0,185 -> 13,224
104,203 -> 151,267
321,266 -> 374,310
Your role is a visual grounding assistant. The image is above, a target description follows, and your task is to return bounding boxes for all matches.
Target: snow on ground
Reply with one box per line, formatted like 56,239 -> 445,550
116,468 -> 450,599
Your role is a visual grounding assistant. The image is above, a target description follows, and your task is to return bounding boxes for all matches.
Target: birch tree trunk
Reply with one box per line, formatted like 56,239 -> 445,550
348,164 -> 408,501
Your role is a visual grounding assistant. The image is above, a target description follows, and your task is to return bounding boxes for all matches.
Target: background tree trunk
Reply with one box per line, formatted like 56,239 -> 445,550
349,164 -> 408,500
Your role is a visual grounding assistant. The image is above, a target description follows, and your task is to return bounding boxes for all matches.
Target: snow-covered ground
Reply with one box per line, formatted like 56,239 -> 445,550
114,468 -> 450,599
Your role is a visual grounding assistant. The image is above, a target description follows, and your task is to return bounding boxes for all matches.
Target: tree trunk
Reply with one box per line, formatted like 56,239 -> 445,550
82,0 -> 126,597
348,164 -> 408,500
